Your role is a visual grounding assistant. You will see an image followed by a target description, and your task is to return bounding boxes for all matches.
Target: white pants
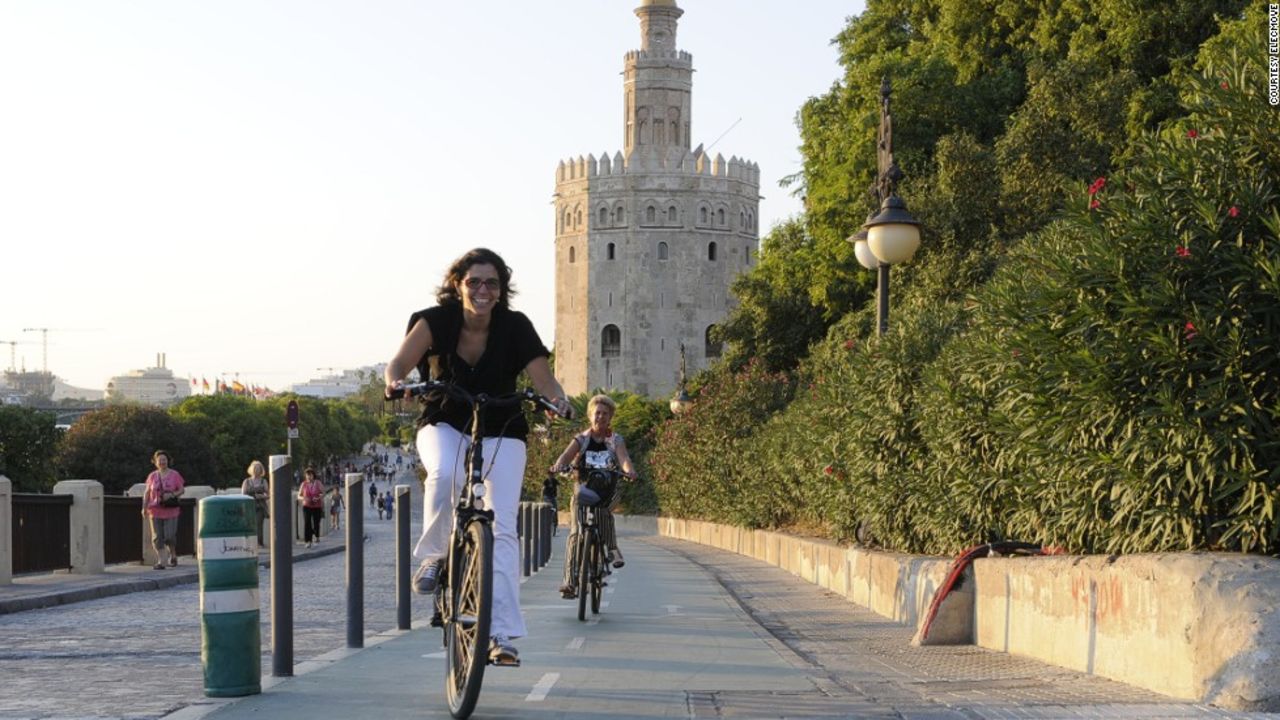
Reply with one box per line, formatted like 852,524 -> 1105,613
415,423 -> 528,639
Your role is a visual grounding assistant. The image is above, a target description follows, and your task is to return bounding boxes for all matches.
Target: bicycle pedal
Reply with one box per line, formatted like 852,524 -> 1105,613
489,656 -> 521,667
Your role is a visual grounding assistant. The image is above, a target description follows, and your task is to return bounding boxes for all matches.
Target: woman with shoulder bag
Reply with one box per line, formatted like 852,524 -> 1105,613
143,449 -> 185,569
241,460 -> 270,546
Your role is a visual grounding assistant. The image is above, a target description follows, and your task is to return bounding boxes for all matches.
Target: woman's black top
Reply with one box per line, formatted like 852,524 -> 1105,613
407,303 -> 550,441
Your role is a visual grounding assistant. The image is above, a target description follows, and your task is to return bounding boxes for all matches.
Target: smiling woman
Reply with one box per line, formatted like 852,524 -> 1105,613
383,246 -> 571,667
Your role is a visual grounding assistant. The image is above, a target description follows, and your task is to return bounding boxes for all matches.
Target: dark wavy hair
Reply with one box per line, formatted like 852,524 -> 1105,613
435,247 -> 516,309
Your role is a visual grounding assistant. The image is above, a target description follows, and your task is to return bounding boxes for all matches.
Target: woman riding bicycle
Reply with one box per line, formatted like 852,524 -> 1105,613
385,247 -> 570,666
550,394 -> 637,599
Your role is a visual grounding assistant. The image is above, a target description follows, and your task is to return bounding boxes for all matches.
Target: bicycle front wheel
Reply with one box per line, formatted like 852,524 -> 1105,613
590,538 -> 603,615
576,530 -> 592,622
444,520 -> 493,719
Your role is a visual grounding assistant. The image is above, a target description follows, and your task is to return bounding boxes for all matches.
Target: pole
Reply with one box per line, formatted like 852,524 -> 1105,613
521,502 -> 532,577
877,263 -> 890,336
268,454 -> 292,677
345,473 -> 364,648
395,483 -> 410,631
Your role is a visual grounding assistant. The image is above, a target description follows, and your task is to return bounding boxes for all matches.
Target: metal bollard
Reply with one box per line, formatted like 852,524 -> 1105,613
199,495 -> 261,697
345,473 -> 364,648
521,502 -> 532,577
395,484 -> 410,630
531,502 -> 542,570
269,455 -> 293,677
540,503 -> 553,565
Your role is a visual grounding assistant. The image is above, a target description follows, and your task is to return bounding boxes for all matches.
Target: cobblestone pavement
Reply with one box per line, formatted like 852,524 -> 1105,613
650,536 -> 1280,720
0,458 -> 421,720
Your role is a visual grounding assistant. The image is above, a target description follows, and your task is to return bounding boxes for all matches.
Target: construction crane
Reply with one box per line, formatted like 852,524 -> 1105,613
21,328 -> 51,374
0,340 -> 31,372
20,328 -> 101,375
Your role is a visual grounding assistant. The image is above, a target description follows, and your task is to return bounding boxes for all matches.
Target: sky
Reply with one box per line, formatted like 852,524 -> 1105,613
0,0 -> 862,394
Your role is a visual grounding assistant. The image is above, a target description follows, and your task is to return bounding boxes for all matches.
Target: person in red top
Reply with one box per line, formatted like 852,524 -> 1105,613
297,467 -> 325,547
142,449 -> 185,570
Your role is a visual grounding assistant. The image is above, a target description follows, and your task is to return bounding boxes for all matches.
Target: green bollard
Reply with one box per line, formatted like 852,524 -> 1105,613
198,495 -> 261,697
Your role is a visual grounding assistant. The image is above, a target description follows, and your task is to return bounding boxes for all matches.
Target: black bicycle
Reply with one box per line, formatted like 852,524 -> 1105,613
389,380 -> 564,719
559,467 -> 626,621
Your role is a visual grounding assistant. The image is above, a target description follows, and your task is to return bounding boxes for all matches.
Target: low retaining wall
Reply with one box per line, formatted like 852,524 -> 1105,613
616,514 -> 1280,711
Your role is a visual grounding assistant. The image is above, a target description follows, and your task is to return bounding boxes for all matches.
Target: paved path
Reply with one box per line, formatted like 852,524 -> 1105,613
182,534 -> 1280,720
0,454 -> 416,720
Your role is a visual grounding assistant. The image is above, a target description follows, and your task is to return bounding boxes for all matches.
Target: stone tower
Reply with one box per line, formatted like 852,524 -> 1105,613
554,0 -> 760,398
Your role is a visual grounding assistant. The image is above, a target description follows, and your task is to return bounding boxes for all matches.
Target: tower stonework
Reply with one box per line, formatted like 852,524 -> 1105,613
554,0 -> 760,398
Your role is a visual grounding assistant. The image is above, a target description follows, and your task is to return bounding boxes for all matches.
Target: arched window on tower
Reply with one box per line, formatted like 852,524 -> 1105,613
576,208 -> 583,227
563,209 -> 570,231
601,324 -> 621,358
667,205 -> 678,223
646,205 -> 657,224
699,206 -> 708,225
740,210 -> 746,228
658,242 -> 668,260
708,242 -> 717,261
615,206 -> 625,224
569,246 -> 576,263
607,242 -> 616,260
599,207 -> 608,226
705,325 -> 722,358
748,211 -> 755,230
717,208 -> 726,226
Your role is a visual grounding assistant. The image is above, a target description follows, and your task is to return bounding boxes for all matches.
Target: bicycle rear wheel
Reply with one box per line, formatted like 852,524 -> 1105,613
444,520 -> 493,719
576,530 -> 592,622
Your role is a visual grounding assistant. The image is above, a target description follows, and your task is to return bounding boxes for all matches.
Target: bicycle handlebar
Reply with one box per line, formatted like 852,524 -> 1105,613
386,380 -> 571,418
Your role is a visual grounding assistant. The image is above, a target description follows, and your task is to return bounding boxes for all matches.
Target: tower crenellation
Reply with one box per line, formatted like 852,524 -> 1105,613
554,0 -> 760,398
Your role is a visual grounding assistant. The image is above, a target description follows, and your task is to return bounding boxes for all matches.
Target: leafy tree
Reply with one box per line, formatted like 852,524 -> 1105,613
0,406 -> 62,492
170,394 -> 278,488
718,218 -> 842,372
57,405 -> 217,495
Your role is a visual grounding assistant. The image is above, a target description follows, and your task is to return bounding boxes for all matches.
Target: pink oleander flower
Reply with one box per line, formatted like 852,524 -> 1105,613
1229,206 -> 1239,218
1011,348 -> 1022,358
843,339 -> 856,350
1184,321 -> 1198,341
1220,81 -> 1229,89
1089,198 -> 1101,210
1187,129 -> 1199,139
1175,246 -> 1191,258
823,465 -> 834,476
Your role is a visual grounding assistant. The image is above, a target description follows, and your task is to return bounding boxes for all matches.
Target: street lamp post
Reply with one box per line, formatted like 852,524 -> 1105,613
670,343 -> 692,415
847,76 -> 921,336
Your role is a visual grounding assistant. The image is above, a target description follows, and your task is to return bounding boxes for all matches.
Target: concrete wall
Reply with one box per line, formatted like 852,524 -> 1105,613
974,554 -> 1280,711
617,514 -> 1280,711
52,480 -> 104,574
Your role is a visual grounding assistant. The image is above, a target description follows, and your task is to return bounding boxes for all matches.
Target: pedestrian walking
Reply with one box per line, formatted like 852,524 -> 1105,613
298,467 -> 325,547
240,460 -> 269,546
329,486 -> 344,530
383,491 -> 394,520
143,449 -> 185,569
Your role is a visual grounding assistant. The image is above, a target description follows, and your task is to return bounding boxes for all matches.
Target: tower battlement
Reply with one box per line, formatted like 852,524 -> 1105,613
556,150 -> 759,185
623,49 -> 693,64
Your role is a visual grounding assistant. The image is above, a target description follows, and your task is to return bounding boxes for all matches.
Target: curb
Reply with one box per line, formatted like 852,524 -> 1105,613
0,543 -> 347,615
